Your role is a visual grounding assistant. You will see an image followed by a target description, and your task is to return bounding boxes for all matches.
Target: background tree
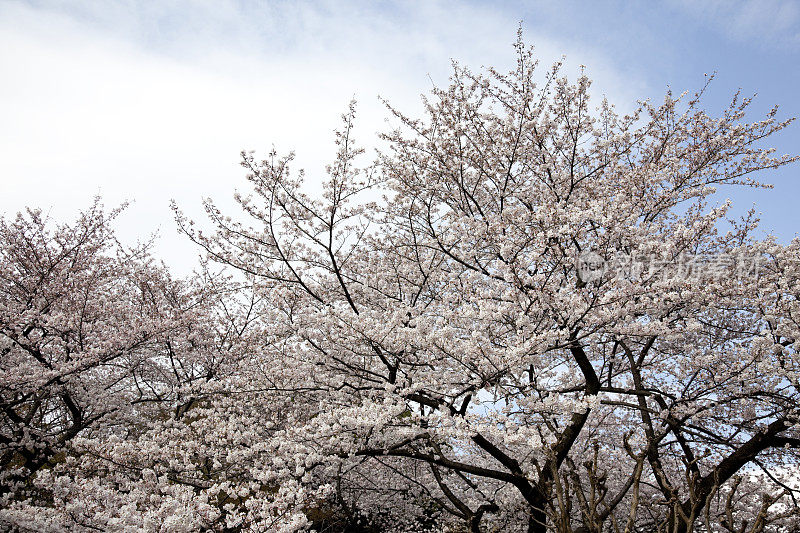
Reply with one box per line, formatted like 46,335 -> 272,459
0,203 -> 256,530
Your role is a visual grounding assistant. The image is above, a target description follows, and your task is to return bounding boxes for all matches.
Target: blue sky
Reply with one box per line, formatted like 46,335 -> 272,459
1,1 -> 798,272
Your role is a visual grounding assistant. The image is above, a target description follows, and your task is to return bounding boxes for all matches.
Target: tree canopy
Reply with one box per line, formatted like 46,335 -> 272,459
2,39 -> 800,533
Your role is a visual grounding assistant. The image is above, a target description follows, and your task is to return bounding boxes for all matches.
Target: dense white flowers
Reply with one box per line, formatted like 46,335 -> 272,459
3,38 -> 800,532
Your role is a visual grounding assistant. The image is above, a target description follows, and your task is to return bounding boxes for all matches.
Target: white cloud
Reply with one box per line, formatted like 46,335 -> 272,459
0,0 -> 644,273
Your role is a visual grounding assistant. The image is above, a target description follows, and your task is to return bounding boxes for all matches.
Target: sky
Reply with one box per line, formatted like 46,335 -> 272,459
1,0 -> 799,274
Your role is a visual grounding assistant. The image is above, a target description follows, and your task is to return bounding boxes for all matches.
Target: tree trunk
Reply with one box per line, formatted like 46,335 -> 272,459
527,502 -> 548,533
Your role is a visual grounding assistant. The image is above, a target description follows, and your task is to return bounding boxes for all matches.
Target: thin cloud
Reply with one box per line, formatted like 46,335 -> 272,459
668,0 -> 800,48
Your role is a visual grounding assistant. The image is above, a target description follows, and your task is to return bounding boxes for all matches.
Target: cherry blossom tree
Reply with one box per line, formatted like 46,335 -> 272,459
0,203 -> 254,530
172,38 -> 799,532
0,203 -> 157,498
